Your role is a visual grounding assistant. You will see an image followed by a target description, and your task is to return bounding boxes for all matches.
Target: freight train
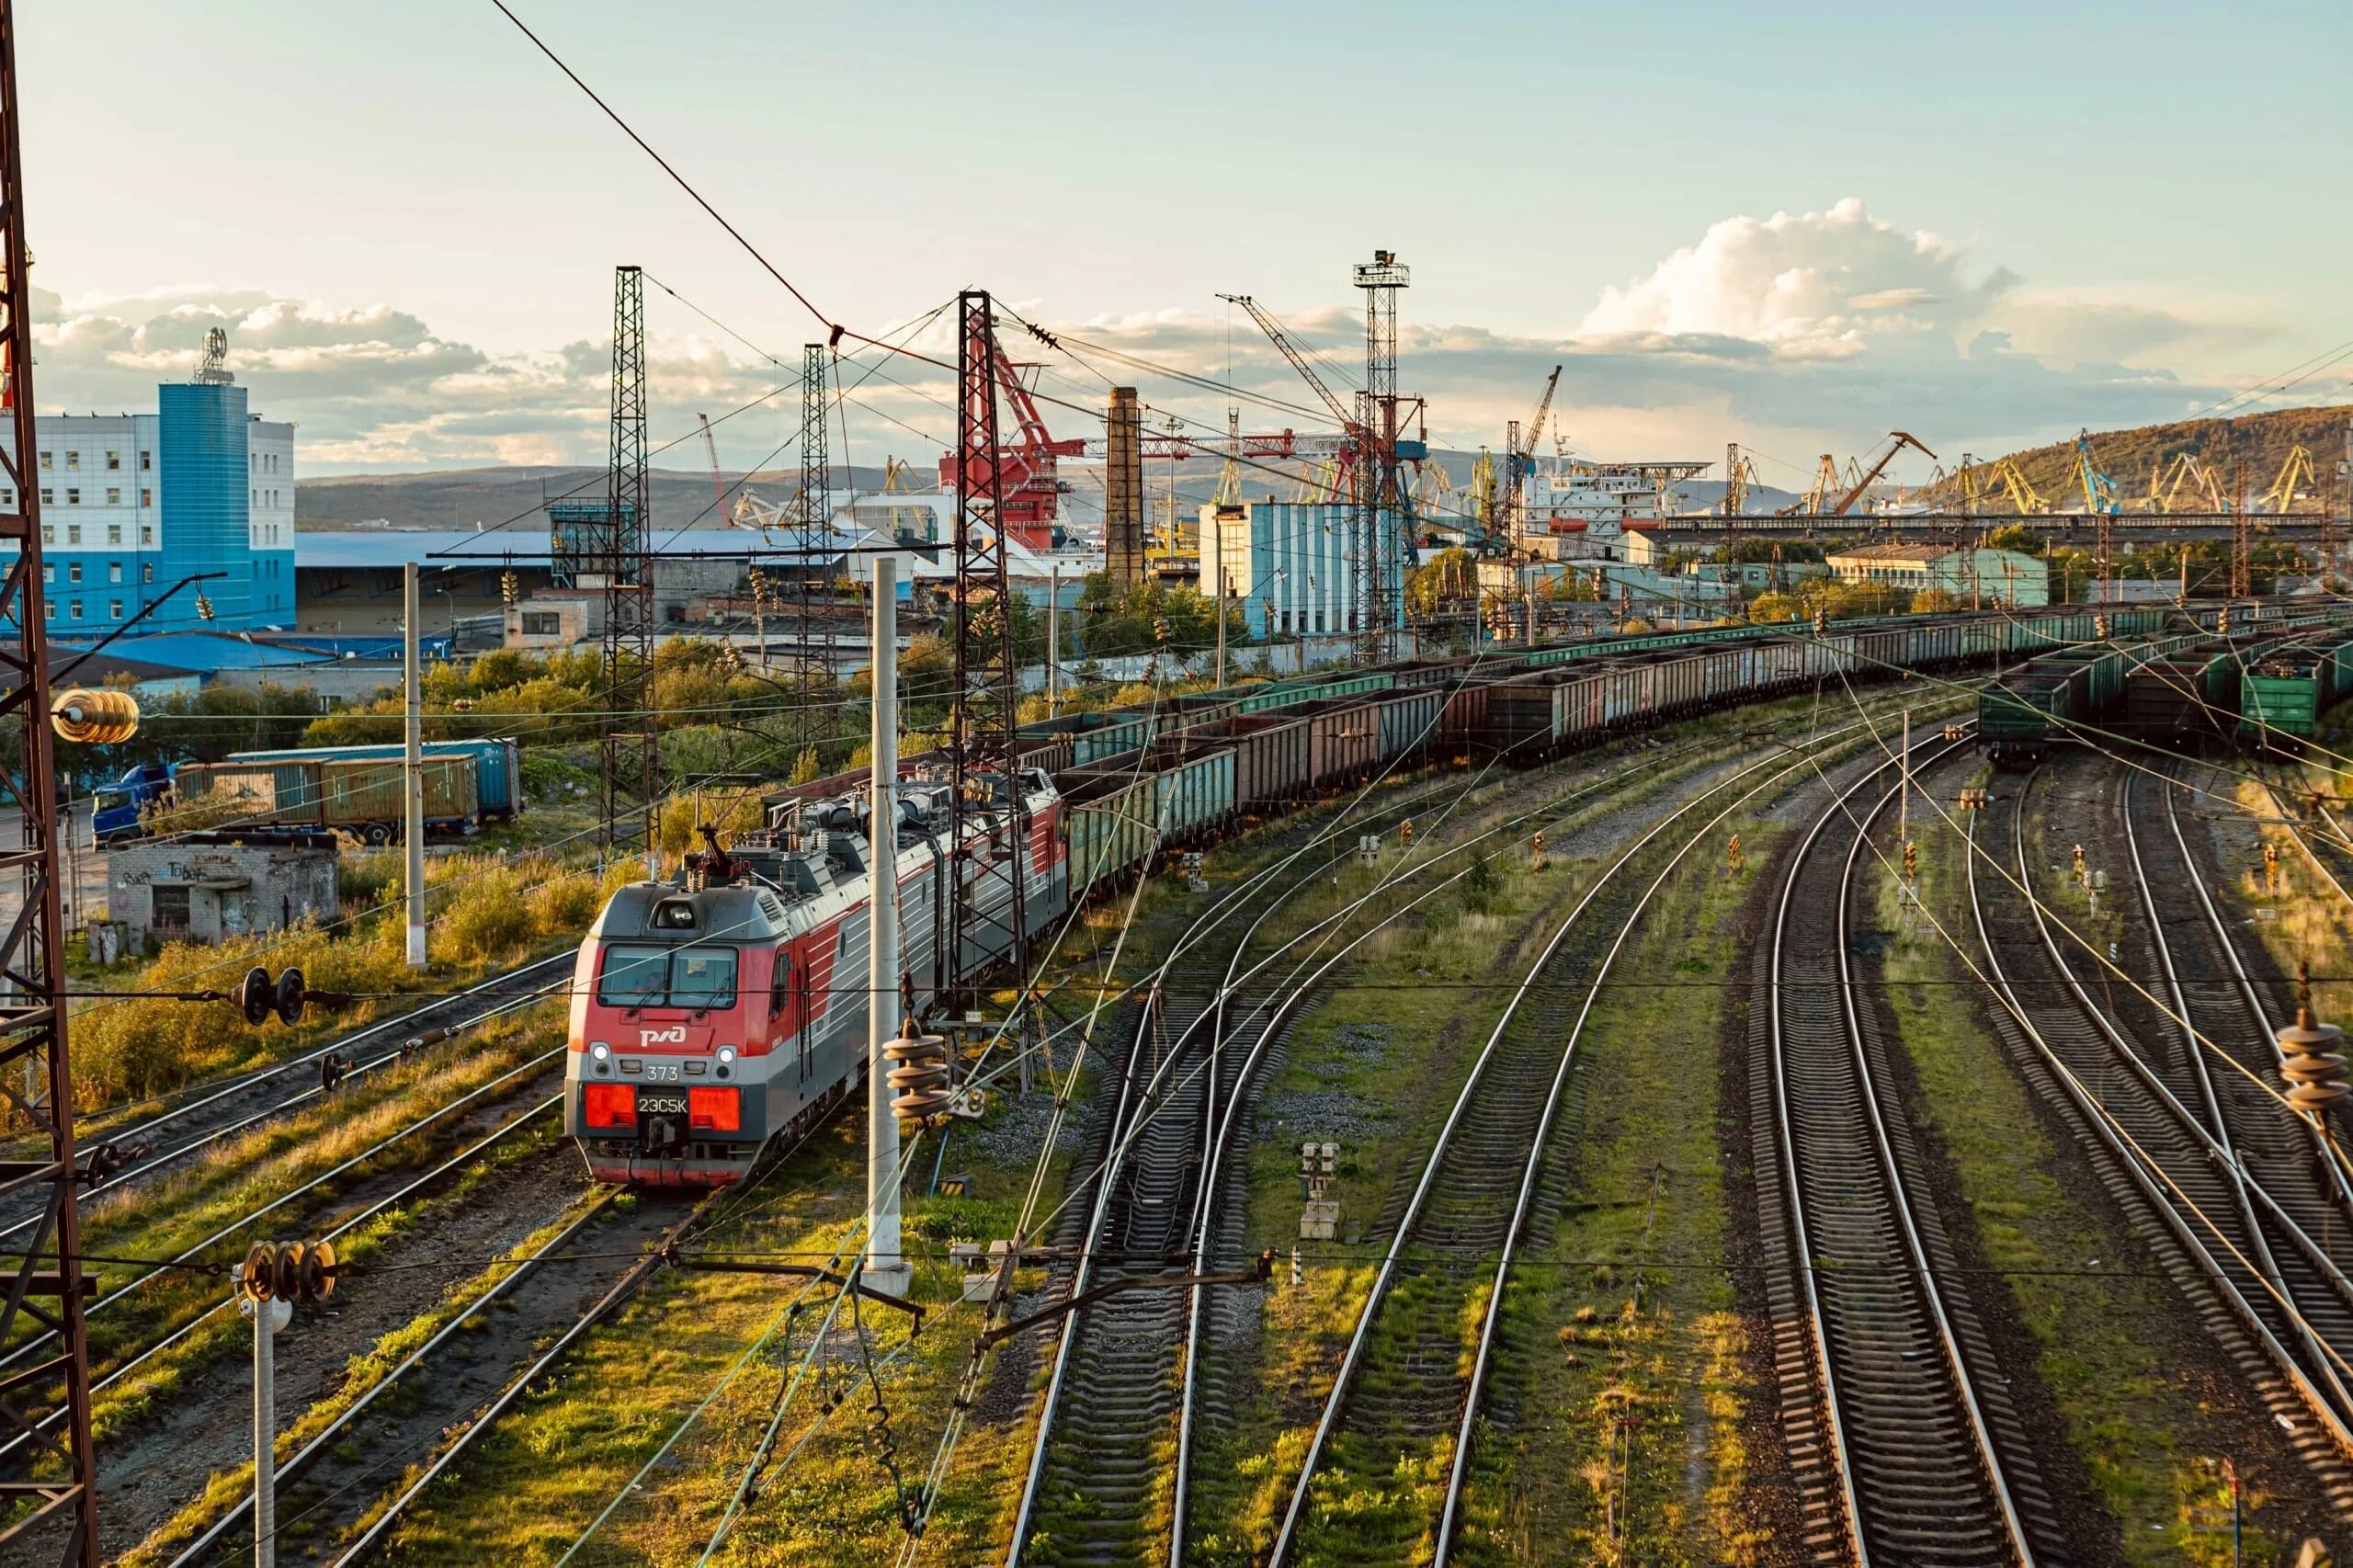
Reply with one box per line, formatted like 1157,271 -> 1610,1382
569,597 -> 2311,1187
1979,607 -> 2353,766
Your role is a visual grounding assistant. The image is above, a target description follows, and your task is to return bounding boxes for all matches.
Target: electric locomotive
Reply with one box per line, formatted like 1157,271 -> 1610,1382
564,766 -> 1064,1186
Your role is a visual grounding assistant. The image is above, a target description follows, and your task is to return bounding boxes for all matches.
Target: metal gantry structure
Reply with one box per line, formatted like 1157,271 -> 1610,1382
0,4 -> 103,1559
601,265 -> 657,868
1353,250 -> 1410,664
795,343 -> 832,754
947,290 -> 1029,1003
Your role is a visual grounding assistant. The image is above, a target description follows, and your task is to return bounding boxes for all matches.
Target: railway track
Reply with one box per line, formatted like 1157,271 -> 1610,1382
1753,742 -> 2056,1565
1967,765 -> 2353,1511
0,1047 -> 570,1473
1256,716 -> 1950,1565
0,949 -> 576,1244
1008,704 -> 1944,1564
1010,721 -> 1672,1563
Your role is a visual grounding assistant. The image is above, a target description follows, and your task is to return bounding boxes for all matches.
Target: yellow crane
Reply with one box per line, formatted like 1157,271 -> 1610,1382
2145,452 -> 2225,514
1781,453 -> 1841,515
1966,455 -> 2047,514
1470,448 -> 1498,535
2260,445 -> 2318,514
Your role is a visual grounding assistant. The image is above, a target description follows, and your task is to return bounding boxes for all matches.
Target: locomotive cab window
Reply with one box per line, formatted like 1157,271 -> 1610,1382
671,948 -> 738,1010
597,944 -> 740,1011
597,946 -> 670,1009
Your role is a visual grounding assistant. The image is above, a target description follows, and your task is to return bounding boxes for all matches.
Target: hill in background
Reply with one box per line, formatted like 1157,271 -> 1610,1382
1955,405 -> 2351,509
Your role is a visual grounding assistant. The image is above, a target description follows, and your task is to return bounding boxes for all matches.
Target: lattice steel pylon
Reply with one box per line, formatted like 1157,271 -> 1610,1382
1354,250 -> 1410,665
602,265 -> 656,869
945,290 -> 1029,1004
794,344 -> 831,758
0,5 -> 103,1559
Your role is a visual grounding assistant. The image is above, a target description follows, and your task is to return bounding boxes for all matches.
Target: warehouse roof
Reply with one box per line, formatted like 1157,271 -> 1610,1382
55,631 -> 336,673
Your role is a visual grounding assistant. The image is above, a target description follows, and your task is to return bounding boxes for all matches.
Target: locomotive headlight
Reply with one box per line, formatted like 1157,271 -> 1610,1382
718,1046 -> 736,1065
591,1042 -> 609,1062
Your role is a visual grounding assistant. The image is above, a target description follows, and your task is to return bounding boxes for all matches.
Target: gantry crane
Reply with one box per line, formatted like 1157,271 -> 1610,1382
2260,444 -> 2318,513
1722,443 -> 1760,516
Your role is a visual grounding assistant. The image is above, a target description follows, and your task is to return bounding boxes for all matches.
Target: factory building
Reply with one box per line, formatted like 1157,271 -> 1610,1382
0,346 -> 295,631
1824,543 -> 2048,608
1197,500 -> 1407,639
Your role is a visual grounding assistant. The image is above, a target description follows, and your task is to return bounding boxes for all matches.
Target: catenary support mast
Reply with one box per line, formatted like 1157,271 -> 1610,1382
601,265 -> 657,874
945,291 -> 1029,1006
0,3 -> 104,1558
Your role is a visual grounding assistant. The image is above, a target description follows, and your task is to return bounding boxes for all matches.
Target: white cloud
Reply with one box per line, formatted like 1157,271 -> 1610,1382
17,200 -> 2310,478
1577,197 -> 2019,360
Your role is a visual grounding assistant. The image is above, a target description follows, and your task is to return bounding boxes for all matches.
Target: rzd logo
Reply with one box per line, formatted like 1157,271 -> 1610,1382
639,1026 -> 688,1047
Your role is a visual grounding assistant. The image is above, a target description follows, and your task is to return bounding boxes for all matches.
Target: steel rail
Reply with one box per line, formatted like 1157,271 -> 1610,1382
1005,715 -> 1569,1562
1032,704 -> 1929,1564
160,1187 -> 621,1566
2125,770 -> 2353,1367
328,1099 -> 850,1565
1968,784 -> 2353,1461
0,1092 -> 567,1466
2158,766 -> 2353,1218
1263,722 -> 1899,1563
31,949 -> 574,1164
0,967 -> 573,1249
0,1046 -> 564,1381
1769,743 -> 2030,1567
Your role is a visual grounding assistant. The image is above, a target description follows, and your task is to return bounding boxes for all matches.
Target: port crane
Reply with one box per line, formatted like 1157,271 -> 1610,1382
2072,428 -> 2121,514
1496,365 -> 1562,547
2260,444 -> 2318,513
1218,293 -> 1370,502
1786,431 -> 1936,517
2145,452 -> 2225,514
936,328 -> 1085,551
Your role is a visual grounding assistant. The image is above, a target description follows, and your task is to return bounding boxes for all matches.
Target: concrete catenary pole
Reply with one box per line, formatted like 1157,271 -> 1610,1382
868,554 -> 904,1282
404,563 -> 426,969
1047,564 -> 1060,713
247,1293 -> 290,1567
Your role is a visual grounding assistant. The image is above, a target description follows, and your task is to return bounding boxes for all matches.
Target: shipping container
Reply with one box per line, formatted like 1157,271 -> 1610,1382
224,738 -> 525,819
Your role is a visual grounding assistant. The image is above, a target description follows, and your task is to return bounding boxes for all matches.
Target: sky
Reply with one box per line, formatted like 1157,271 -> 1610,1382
16,0 -> 2353,494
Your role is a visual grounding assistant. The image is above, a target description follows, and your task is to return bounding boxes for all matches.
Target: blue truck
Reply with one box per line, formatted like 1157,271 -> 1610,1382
91,737 -> 526,845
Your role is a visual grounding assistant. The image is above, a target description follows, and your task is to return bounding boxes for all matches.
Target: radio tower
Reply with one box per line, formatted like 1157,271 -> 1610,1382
1354,250 -> 1410,664
0,4 -> 104,1559
946,290 -> 1029,1003
602,265 -> 656,869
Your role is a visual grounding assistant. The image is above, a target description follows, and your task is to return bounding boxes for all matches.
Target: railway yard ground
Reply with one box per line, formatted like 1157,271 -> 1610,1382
21,632 -> 2353,1567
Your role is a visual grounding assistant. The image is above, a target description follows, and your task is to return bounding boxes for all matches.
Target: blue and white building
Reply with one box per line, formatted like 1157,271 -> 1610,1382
2,359 -> 296,632
1197,500 -> 1408,639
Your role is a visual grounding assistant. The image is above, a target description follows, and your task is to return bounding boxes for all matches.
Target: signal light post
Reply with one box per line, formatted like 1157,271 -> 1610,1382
235,1241 -> 338,1568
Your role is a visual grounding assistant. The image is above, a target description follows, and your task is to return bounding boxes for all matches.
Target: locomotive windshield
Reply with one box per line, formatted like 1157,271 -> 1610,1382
596,944 -> 740,1011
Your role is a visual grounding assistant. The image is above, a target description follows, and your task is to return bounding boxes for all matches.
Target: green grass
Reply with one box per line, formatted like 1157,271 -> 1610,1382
1449,824 -> 1771,1568
1882,780 -> 2279,1566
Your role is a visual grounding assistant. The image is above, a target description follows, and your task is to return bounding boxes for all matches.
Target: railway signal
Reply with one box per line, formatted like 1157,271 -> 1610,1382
235,1240 -> 337,1568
